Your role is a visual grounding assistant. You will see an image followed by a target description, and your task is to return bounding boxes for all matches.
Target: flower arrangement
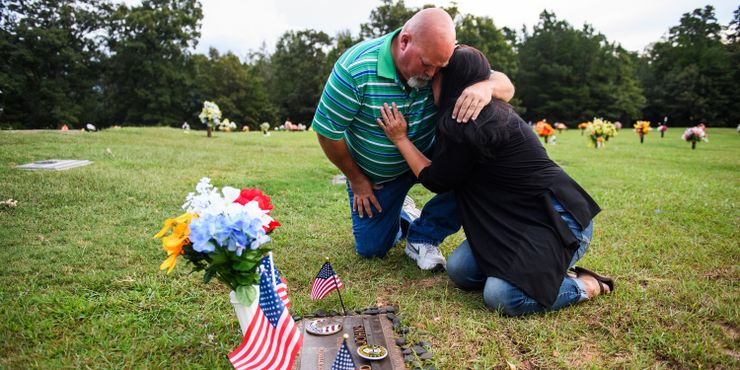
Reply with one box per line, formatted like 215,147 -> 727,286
585,118 -> 617,148
682,125 -> 708,150
154,177 -> 280,305
614,121 -> 623,131
260,122 -> 271,136
555,122 -> 567,133
534,120 -> 555,144
658,124 -> 668,138
199,101 -> 222,137
634,120 -> 651,143
578,122 -> 588,135
218,118 -> 237,132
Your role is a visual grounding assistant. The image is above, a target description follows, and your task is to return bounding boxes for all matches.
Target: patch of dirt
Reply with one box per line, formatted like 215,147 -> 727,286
723,349 -> 740,360
703,266 -> 739,282
374,282 -> 401,306
415,274 -> 446,288
570,341 -> 602,368
719,321 -> 739,341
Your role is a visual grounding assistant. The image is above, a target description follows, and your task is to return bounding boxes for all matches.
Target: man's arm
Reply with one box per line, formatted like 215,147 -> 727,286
312,59 -> 382,219
453,71 -> 515,123
316,134 -> 382,219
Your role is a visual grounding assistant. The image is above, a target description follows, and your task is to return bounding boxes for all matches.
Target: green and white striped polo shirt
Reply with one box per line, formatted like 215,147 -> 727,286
312,28 -> 438,184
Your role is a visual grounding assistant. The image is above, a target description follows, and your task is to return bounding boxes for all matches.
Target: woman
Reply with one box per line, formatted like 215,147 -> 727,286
377,46 -> 613,315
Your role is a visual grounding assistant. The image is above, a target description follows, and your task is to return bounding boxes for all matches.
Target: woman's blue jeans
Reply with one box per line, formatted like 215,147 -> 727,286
446,197 -> 593,316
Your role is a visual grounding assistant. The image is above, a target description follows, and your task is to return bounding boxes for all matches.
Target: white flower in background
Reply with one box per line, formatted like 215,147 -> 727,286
198,101 -> 222,128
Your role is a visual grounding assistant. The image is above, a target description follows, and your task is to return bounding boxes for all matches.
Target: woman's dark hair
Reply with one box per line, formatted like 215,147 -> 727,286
437,45 -> 514,160
438,45 -> 492,111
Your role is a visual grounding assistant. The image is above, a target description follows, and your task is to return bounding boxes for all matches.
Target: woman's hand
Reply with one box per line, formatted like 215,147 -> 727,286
377,102 -> 409,144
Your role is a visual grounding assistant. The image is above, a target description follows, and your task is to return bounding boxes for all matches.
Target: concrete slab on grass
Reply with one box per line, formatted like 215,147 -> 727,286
16,159 -> 92,171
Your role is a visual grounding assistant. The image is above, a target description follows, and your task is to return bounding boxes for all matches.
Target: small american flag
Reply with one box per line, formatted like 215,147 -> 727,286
260,255 -> 290,308
330,338 -> 356,370
310,261 -> 344,300
228,265 -> 302,370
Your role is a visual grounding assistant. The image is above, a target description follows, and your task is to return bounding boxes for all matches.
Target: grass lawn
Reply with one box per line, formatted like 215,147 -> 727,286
1,127 -> 738,369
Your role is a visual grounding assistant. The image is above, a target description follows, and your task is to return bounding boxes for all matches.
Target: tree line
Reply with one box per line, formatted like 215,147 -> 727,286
1,0 -> 737,129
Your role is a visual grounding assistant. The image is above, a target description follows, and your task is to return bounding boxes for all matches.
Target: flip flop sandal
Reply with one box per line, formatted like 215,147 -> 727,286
571,266 -> 615,294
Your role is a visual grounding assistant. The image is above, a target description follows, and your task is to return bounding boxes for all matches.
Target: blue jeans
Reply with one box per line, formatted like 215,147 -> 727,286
346,171 -> 461,258
447,197 -> 593,316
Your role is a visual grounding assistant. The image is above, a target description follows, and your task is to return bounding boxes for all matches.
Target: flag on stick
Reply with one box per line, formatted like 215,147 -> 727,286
260,254 -> 290,307
331,334 -> 356,370
228,265 -> 302,370
310,261 -> 344,300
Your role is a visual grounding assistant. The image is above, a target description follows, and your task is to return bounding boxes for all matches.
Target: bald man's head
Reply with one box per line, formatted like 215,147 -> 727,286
392,8 -> 456,88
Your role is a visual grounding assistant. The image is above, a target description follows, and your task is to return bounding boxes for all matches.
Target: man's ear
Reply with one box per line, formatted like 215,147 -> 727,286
399,33 -> 411,51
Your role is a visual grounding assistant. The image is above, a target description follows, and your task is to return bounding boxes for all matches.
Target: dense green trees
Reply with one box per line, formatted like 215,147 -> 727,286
268,30 -> 333,125
516,11 -> 646,124
0,0 -> 109,128
192,49 -> 276,128
1,1 -> 737,129
103,0 -> 202,125
639,5 -> 738,127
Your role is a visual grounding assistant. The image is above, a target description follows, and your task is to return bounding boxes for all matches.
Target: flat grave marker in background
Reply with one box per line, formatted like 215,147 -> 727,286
16,159 -> 92,171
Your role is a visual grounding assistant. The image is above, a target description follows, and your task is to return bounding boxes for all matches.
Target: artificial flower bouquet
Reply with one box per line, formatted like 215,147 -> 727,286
199,101 -> 222,137
634,120 -> 651,144
578,122 -> 588,135
585,118 -> 617,148
682,126 -> 708,149
534,120 -> 555,144
154,177 -> 280,305
219,118 -> 237,132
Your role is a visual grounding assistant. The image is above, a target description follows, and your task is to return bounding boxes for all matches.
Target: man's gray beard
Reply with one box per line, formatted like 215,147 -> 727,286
407,76 -> 430,89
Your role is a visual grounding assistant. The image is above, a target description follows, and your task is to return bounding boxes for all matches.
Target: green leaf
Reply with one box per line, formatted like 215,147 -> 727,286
203,267 -> 217,283
233,260 -> 258,271
209,248 -> 228,265
235,285 -> 257,306
236,273 -> 259,286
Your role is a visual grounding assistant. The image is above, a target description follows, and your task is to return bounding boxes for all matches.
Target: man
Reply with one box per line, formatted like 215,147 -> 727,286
312,8 -> 514,270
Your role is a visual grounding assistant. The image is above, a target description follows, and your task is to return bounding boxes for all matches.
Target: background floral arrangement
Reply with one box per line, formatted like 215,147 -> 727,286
578,122 -> 588,135
534,120 -> 555,143
154,177 -> 280,305
634,121 -> 651,135
555,122 -> 567,133
218,118 -> 237,132
198,101 -> 222,128
682,125 -> 708,149
586,118 -> 617,148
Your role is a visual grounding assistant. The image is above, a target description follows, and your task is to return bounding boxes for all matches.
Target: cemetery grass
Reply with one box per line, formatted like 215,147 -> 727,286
0,127 -> 738,369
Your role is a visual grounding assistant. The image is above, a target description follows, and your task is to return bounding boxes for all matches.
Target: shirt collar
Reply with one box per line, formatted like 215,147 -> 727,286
377,28 -> 402,80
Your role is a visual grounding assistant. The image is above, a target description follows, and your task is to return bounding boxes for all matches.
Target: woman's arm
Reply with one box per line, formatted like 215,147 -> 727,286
377,103 -> 430,177
378,103 -> 476,193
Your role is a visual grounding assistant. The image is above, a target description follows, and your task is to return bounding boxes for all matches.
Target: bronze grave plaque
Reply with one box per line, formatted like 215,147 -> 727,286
294,314 -> 404,370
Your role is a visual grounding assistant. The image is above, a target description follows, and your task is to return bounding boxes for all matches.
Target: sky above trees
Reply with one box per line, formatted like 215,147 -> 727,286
119,0 -> 737,56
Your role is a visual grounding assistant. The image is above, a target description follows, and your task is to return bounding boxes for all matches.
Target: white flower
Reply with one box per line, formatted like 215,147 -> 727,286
222,186 -> 240,203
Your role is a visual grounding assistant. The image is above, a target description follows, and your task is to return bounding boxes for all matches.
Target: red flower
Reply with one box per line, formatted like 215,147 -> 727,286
234,188 -> 274,212
264,219 -> 281,233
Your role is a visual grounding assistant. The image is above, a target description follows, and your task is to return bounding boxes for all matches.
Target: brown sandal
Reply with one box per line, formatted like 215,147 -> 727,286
571,266 -> 614,295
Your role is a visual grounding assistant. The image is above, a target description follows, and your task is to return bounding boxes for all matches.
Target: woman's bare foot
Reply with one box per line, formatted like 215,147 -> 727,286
578,273 -> 611,298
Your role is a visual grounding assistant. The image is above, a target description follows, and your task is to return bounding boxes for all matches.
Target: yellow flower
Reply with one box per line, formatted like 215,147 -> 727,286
154,213 -> 195,273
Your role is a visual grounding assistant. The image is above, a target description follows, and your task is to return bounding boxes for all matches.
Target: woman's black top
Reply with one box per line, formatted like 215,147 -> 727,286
418,100 -> 601,307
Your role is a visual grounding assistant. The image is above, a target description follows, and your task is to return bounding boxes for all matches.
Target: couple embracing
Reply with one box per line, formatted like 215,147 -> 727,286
312,8 -> 613,316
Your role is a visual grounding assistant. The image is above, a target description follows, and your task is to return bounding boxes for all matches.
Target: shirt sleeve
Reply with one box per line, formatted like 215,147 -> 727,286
418,131 -> 477,193
311,62 -> 362,140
